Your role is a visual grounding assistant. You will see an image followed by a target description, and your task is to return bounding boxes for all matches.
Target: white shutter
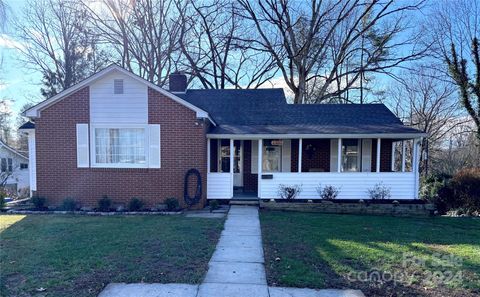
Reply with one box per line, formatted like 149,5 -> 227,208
362,139 -> 372,172
281,139 -> 291,172
149,124 -> 161,168
251,140 -> 258,173
76,124 -> 89,168
330,139 -> 338,172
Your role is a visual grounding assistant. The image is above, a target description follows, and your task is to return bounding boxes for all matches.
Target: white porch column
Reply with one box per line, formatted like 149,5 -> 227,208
337,138 -> 342,172
413,138 -> 420,199
376,138 -> 381,173
298,138 -> 302,173
401,140 -> 406,172
230,139 -> 234,198
27,130 -> 36,195
391,141 -> 395,171
258,139 -> 263,198
207,138 -> 211,173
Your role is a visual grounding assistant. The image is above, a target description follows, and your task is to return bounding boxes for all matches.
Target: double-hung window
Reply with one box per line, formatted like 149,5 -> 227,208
92,125 -> 148,167
262,140 -> 282,172
1,158 -> 12,173
342,139 -> 360,172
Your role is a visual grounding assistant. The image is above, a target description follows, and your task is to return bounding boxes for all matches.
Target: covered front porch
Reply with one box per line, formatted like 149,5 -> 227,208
207,135 -> 422,200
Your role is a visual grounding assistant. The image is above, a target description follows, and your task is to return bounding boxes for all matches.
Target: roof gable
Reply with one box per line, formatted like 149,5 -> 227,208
0,139 -> 28,160
23,65 -> 212,123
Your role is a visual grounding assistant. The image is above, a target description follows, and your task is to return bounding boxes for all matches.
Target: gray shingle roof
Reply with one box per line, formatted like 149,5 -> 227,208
177,89 -> 424,135
19,121 -> 35,130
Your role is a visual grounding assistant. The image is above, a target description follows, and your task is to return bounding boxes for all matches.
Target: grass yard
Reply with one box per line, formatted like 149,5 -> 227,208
260,211 -> 480,297
0,214 -> 224,297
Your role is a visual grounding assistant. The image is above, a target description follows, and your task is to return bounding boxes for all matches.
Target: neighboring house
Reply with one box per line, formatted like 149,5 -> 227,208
0,139 -> 29,196
20,65 -> 426,208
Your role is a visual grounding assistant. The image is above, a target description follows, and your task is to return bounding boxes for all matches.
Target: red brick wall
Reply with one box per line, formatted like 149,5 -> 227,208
290,139 -> 330,172
371,139 -> 393,172
35,87 -> 207,209
291,139 -> 299,172
301,139 -> 330,172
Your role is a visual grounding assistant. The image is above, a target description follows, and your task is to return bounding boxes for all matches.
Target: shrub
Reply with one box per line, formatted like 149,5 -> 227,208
367,182 -> 391,200
278,184 -> 302,201
98,195 -> 112,212
209,200 -> 219,212
128,197 -> 144,211
31,196 -> 47,210
0,188 -> 7,209
165,197 -> 179,211
62,197 -> 76,211
316,184 -> 340,200
420,173 -> 454,214
450,168 -> 480,212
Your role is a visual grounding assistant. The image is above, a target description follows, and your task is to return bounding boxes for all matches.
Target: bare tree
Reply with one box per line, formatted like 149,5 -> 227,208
177,0 -> 277,89
85,0 -> 186,87
237,0 -> 427,104
14,0 -> 108,98
426,0 -> 480,140
386,67 -> 470,174
0,100 -> 12,144
446,38 -> 480,141
427,0 -> 480,67
434,126 -> 479,174
0,0 -> 6,31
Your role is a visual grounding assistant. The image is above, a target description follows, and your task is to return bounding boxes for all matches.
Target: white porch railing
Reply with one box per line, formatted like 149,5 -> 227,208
259,172 -> 416,200
207,173 -> 232,199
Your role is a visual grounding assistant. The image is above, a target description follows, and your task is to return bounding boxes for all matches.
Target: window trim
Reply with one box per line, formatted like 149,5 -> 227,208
341,139 -> 361,172
1,158 -> 13,173
262,140 -> 283,173
90,124 -> 149,168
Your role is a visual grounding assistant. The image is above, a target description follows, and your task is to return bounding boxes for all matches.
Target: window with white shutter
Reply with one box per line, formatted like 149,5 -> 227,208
89,124 -> 157,168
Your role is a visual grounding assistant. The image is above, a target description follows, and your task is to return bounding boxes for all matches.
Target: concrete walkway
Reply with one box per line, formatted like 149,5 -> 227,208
99,206 -> 364,297
197,205 -> 269,297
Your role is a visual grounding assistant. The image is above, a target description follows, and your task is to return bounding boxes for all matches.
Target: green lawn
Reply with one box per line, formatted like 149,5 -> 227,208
260,211 -> 480,297
0,214 -> 224,297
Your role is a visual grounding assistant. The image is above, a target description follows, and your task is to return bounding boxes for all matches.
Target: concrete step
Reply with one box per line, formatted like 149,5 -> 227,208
230,200 -> 260,206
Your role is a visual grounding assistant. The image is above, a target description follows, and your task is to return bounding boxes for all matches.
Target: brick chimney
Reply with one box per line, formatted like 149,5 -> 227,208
169,72 -> 187,93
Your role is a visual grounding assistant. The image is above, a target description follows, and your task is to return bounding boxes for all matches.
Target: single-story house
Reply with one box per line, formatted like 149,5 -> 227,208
0,139 -> 30,196
20,64 -> 426,208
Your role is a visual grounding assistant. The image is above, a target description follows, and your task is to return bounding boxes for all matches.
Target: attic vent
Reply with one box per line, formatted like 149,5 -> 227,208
114,79 -> 124,94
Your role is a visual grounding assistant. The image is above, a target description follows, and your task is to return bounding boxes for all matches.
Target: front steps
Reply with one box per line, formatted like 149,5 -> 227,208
229,198 -> 260,206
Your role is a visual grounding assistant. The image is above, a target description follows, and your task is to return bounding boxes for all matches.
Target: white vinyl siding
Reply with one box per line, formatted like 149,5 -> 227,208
76,124 -> 90,168
207,173 -> 232,199
90,71 -> 148,124
259,172 -> 416,199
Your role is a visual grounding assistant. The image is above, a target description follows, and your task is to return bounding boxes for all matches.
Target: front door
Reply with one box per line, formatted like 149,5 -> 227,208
233,140 -> 243,187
